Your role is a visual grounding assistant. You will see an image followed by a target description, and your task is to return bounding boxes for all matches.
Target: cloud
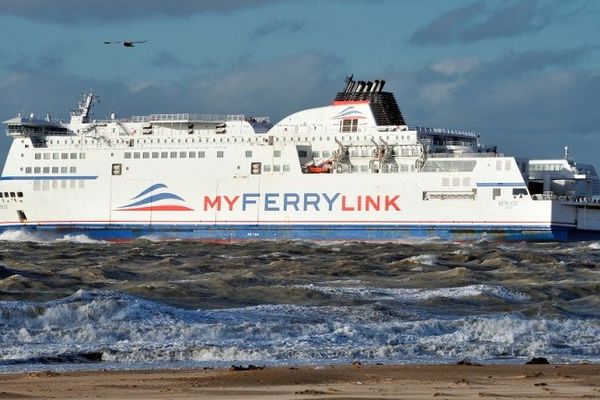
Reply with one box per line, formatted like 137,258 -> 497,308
0,50 -> 345,161
2,43 -> 598,166
383,47 -> 600,161
151,51 -> 218,70
411,0 -> 586,45
0,0 -> 283,24
415,47 -> 591,94
0,50 -> 342,119
429,57 -> 481,76
176,50 -> 344,117
251,19 -> 305,39
414,48 -> 598,129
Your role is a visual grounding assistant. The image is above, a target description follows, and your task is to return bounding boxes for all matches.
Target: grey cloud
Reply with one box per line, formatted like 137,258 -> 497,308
152,52 -> 184,68
383,48 -> 600,162
8,53 -> 65,73
151,51 -> 218,70
181,50 -> 344,117
477,47 -> 592,78
422,47 -> 593,85
251,19 -> 305,39
0,0 -> 283,24
411,0 -> 586,45
411,1 -> 485,46
0,50 -> 345,161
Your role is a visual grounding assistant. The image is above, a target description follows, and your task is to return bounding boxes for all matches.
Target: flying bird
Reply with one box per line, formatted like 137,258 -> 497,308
104,40 -> 147,48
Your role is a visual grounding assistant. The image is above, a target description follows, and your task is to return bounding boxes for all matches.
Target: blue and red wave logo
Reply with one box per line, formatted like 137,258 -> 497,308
332,106 -> 366,119
116,183 -> 194,212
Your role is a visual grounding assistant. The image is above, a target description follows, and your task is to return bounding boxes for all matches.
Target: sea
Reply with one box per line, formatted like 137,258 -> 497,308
0,230 -> 599,373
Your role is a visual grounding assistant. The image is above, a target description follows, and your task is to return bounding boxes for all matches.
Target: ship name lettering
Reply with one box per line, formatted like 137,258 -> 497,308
321,193 -> 340,211
202,193 -> 401,212
204,195 -> 240,211
283,193 -> 301,211
224,195 -> 240,211
385,195 -> 401,211
242,193 -> 260,211
303,193 -> 320,211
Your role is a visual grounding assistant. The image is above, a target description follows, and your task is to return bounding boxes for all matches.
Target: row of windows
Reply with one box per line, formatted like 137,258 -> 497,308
496,160 -> 512,171
442,177 -> 472,187
529,163 -> 564,172
24,166 -> 77,174
33,180 -> 85,191
263,165 -> 291,172
34,153 -> 86,160
123,150 -> 282,159
124,151 -> 225,159
0,192 -> 23,199
422,160 -> 477,173
352,165 -> 373,173
32,134 -> 414,148
304,148 -> 420,159
342,164 -> 416,173
32,146 -> 419,164
311,151 -> 331,158
33,146 -> 415,162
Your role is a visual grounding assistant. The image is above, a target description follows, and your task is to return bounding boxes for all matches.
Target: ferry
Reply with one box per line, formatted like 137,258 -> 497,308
1,76 -> 599,241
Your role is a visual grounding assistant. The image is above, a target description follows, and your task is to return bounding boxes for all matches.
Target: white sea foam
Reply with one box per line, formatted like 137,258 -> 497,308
403,254 -> 438,266
137,235 -> 182,242
0,229 -> 44,243
0,229 -> 103,244
294,284 -> 530,302
588,242 -> 600,250
1,290 -> 598,369
55,234 -> 104,244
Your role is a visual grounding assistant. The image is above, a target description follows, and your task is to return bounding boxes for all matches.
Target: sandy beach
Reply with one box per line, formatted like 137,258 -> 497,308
0,364 -> 598,399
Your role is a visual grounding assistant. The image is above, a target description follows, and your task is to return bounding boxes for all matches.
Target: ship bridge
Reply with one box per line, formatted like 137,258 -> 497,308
527,150 -> 600,199
3,114 -> 70,149
414,126 -> 484,155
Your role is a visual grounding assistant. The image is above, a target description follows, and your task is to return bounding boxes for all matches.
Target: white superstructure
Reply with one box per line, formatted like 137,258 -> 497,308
1,76 -> 599,241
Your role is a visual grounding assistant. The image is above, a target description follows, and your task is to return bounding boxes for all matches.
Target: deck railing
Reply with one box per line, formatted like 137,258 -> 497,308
410,126 -> 479,138
532,194 -> 600,203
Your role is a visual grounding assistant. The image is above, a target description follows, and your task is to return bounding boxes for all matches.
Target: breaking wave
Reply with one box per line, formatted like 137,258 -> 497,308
0,290 -> 598,370
294,284 -> 530,302
0,239 -> 599,371
0,229 -> 103,244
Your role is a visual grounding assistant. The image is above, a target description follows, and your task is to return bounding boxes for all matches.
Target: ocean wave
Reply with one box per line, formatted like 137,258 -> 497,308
294,284 -> 530,302
0,229 -> 103,244
403,254 -> 438,266
0,229 -> 44,243
54,234 -> 104,244
3,290 -> 595,368
0,239 -> 598,371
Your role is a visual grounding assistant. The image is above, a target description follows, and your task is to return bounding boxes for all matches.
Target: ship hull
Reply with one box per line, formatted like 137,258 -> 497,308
1,223 -> 598,242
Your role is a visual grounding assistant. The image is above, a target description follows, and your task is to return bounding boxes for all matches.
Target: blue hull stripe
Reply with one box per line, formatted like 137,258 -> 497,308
0,223 -> 598,242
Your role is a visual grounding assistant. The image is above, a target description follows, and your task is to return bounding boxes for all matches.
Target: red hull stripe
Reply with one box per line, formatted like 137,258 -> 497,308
115,205 -> 194,212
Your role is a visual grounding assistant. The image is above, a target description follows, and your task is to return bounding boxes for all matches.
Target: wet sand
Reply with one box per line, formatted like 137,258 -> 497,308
0,364 -> 599,399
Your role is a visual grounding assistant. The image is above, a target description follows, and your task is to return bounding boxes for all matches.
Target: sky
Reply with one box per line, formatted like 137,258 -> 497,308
0,0 -> 599,164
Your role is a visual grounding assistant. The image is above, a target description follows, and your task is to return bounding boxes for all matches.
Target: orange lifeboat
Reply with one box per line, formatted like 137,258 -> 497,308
307,165 -> 331,174
306,160 -> 333,174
